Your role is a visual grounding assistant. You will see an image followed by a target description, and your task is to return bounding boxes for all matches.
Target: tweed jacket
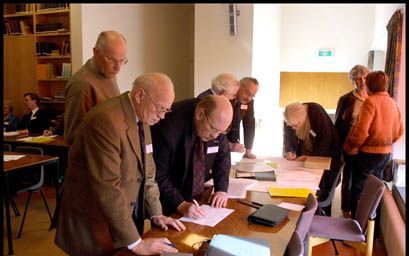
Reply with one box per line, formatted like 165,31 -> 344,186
55,92 -> 162,256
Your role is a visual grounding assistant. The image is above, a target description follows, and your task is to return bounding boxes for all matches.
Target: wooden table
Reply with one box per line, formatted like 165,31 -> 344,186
3,134 -> 69,149
142,190 -> 307,256
2,152 -> 60,256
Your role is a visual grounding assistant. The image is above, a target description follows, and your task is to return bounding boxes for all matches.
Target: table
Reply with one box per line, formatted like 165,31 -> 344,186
142,190 -> 306,256
2,152 -> 60,256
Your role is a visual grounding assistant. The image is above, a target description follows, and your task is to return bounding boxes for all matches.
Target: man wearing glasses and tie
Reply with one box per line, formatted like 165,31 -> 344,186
151,95 -> 233,219
64,30 -> 127,145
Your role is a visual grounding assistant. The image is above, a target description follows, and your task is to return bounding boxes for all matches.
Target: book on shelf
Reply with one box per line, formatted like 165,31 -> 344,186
61,63 -> 71,78
61,40 -> 70,55
36,3 -> 69,11
14,3 -> 35,13
37,63 -> 57,79
19,20 -> 32,34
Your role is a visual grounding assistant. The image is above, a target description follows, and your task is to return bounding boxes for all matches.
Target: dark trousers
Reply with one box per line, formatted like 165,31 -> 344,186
341,153 -> 356,212
350,151 -> 390,218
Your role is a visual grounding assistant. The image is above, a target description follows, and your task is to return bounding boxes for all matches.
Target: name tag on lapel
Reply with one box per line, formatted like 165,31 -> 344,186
309,129 -> 317,137
240,104 -> 248,110
207,146 -> 219,154
146,144 -> 153,154
31,116 -> 37,120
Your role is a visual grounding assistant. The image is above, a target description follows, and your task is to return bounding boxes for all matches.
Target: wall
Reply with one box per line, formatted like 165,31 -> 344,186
280,4 -> 375,72
194,4 -> 254,96
72,4 -> 194,99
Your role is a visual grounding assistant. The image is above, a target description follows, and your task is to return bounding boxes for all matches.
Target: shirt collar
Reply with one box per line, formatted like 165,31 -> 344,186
32,107 -> 39,116
127,92 -> 140,123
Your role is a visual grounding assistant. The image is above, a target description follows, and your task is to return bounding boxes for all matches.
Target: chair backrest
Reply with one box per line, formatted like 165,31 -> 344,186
4,143 -> 12,151
355,175 -> 386,233
285,231 -> 304,256
295,193 -> 318,242
14,146 -> 45,191
318,169 -> 342,209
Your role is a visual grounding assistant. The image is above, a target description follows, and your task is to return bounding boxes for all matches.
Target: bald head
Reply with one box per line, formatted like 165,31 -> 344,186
131,73 -> 175,125
211,73 -> 239,100
95,30 -> 127,52
195,95 -> 233,141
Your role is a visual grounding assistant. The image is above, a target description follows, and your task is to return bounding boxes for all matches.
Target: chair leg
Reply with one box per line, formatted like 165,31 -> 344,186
331,239 -> 339,255
10,197 -> 21,216
40,190 -> 52,221
17,191 -> 33,238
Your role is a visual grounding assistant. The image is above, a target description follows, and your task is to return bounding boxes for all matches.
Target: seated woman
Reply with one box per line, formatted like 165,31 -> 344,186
344,71 -> 403,217
4,99 -> 19,132
283,102 -> 343,216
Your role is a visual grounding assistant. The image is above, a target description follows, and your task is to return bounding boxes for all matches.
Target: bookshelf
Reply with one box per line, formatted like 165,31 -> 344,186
4,3 -> 71,118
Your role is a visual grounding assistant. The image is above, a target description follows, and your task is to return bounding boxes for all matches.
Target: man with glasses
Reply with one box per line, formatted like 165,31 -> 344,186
55,73 -> 185,256
227,77 -> 259,159
151,95 -> 233,219
64,30 -> 127,145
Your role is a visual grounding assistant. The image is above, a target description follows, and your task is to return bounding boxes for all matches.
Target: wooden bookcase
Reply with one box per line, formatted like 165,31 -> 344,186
4,3 -> 71,118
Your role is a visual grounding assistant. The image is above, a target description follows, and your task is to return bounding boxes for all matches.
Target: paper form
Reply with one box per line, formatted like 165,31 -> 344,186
4,155 -> 25,161
179,205 -> 234,227
205,178 -> 257,198
17,135 -> 57,143
277,202 -> 305,211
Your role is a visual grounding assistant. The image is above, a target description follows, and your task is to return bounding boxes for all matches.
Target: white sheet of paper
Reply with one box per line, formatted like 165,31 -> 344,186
4,155 -> 25,161
4,131 -> 19,136
278,202 -> 305,211
17,135 -> 58,141
205,178 -> 257,198
179,205 -> 234,227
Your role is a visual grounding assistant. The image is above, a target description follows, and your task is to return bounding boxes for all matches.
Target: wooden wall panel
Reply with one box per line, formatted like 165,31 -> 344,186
4,35 -> 37,119
279,72 -> 353,109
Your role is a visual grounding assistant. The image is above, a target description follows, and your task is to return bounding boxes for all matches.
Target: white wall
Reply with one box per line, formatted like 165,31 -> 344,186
280,4 -> 375,72
194,4 -> 254,95
72,4 -> 194,99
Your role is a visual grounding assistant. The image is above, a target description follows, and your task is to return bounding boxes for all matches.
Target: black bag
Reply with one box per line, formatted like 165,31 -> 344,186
247,204 -> 289,227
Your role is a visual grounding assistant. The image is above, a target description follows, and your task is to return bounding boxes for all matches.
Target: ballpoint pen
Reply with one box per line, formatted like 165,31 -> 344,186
192,199 -> 200,208
164,242 -> 176,248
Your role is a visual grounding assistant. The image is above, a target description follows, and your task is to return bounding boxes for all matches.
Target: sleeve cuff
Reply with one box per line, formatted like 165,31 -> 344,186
127,238 -> 142,250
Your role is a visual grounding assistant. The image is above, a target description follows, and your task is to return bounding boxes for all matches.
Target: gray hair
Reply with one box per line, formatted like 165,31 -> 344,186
349,65 -> 370,80
131,73 -> 174,95
284,102 -> 307,125
211,73 -> 238,95
94,30 -> 127,51
240,77 -> 259,87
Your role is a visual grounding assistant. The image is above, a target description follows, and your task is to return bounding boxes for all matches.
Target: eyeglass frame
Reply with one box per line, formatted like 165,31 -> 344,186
242,86 -> 257,99
203,111 -> 230,135
143,89 -> 172,115
96,48 -> 128,66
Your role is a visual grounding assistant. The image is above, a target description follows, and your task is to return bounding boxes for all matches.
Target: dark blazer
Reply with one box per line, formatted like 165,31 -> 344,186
334,91 -> 356,145
20,108 -> 49,133
227,99 -> 256,149
283,102 -> 342,172
55,92 -> 162,256
197,88 -> 213,99
151,98 -> 231,215
4,113 -> 19,131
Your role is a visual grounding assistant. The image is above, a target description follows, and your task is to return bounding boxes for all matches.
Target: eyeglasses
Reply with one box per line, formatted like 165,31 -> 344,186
243,86 -> 256,99
144,89 -> 172,115
203,112 -> 230,135
103,55 -> 128,66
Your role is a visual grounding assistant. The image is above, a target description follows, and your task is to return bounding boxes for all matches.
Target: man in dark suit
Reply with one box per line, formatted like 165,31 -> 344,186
19,92 -> 49,134
197,73 -> 239,100
151,95 -> 233,219
55,73 -> 185,256
227,77 -> 259,159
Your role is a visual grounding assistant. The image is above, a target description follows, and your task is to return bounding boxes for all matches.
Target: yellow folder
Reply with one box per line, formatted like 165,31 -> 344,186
29,137 -> 55,143
267,187 -> 315,198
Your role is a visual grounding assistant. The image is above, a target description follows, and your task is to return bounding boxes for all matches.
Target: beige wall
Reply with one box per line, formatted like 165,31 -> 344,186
71,4 -> 194,100
194,4 -> 254,96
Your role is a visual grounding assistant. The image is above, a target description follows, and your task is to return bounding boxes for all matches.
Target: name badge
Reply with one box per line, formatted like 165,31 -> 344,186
4,121 -> 9,125
240,104 -> 248,110
146,144 -> 153,154
309,129 -> 317,137
207,146 -> 219,154
31,116 -> 37,120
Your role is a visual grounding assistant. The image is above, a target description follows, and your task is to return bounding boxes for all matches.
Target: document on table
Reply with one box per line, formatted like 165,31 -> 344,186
179,205 -> 234,227
277,202 -> 306,211
4,155 -> 25,161
205,178 -> 257,198
17,135 -> 58,142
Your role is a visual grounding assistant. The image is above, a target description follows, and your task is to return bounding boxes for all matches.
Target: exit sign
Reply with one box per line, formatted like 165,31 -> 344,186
318,49 -> 334,57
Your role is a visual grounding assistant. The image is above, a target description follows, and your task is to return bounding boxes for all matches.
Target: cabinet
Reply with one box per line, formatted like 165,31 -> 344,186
4,3 -> 71,117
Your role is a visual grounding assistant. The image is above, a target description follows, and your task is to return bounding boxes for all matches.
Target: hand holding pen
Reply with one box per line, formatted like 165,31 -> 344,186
285,150 -> 297,160
188,199 -> 206,219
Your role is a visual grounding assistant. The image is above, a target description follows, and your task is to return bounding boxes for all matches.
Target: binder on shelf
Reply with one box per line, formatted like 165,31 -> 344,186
61,63 -> 71,78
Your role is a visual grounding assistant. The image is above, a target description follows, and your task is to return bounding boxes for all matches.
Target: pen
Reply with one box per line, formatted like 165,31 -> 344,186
164,242 -> 176,248
192,199 -> 200,208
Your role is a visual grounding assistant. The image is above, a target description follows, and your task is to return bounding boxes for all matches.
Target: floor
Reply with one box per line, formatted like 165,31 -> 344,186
3,185 -> 388,256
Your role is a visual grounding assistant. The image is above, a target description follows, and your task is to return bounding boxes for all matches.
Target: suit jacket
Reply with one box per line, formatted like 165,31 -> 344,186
55,92 -> 162,256
4,113 -> 19,131
334,91 -> 356,145
151,98 -> 231,215
227,99 -> 256,149
197,88 -> 214,99
283,102 -> 342,172
20,108 -> 49,133
64,58 -> 120,145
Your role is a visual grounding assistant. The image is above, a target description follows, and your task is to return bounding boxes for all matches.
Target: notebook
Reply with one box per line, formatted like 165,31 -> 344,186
247,204 -> 289,227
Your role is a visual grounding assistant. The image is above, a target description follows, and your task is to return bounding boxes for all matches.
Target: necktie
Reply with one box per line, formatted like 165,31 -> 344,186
192,138 -> 205,200
133,121 -> 145,235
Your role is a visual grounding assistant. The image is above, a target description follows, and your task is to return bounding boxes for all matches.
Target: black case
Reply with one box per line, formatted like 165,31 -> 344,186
247,204 -> 289,227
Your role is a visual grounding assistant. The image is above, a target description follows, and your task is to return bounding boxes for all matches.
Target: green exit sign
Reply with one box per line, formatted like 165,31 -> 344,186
318,49 -> 334,57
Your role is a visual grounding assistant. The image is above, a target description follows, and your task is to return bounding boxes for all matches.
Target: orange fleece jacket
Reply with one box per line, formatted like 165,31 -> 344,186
344,92 -> 403,154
